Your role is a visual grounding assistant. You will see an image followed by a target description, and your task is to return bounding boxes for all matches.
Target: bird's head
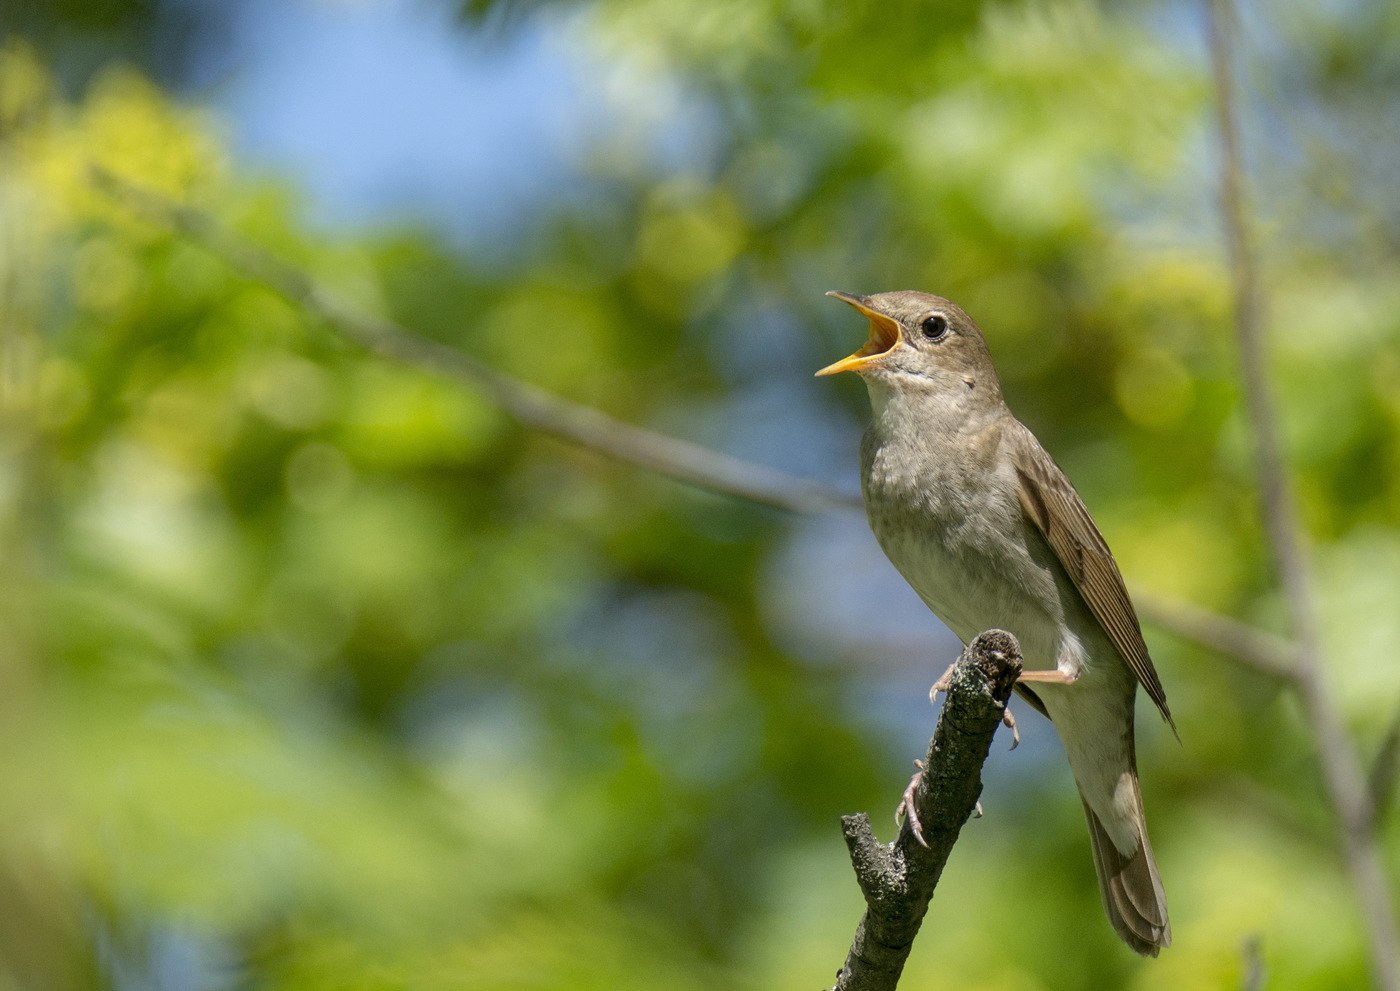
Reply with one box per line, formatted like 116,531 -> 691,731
817,290 -> 1000,397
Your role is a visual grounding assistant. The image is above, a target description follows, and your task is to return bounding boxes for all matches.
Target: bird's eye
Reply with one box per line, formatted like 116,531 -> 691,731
920,314 -> 948,341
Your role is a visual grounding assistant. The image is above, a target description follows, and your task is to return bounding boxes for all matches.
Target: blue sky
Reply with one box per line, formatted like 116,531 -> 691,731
185,0 -> 594,246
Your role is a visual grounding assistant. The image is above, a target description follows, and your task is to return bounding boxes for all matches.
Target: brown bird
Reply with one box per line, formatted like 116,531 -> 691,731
818,289 -> 1173,956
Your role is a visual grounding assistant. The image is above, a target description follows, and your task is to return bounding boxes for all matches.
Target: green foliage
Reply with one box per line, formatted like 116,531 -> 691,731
2,0 -> 1400,986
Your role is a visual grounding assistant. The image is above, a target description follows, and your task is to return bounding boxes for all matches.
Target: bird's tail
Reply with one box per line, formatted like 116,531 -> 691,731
1080,771 -> 1171,957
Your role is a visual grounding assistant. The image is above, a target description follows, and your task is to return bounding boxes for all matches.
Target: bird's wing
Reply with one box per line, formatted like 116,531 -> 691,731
1008,423 -> 1175,732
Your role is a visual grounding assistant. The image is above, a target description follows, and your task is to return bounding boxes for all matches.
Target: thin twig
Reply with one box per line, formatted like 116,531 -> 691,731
86,169 -> 1304,679
1205,2 -> 1400,986
832,630 -> 1022,991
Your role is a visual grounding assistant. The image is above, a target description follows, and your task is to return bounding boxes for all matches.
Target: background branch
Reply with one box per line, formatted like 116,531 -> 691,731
1241,934 -> 1266,991
831,630 -> 1022,991
1133,592 -> 1297,682
88,167 -> 860,517
1205,2 -> 1400,986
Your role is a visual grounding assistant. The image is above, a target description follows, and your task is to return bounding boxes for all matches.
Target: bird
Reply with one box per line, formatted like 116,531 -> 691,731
817,289 -> 1173,956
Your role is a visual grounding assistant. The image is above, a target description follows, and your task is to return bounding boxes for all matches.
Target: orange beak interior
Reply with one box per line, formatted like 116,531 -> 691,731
816,291 -> 901,376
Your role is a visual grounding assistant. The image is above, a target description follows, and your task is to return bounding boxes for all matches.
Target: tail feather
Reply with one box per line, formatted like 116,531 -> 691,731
1080,777 -> 1171,957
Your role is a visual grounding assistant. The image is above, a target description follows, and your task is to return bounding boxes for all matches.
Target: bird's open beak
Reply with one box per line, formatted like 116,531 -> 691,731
816,291 -> 902,376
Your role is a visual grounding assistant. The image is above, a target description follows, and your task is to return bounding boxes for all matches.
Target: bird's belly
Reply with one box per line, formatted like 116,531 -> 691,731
872,516 -> 1066,672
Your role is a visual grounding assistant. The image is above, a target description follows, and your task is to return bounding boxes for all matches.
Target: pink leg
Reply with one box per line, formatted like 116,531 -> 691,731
1017,668 -> 1080,685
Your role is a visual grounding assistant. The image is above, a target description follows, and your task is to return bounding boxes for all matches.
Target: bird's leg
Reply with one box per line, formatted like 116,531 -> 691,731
1016,668 -> 1080,684
999,670 -> 1077,748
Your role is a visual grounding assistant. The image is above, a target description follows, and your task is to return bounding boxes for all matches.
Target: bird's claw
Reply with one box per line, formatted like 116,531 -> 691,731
897,757 -> 990,842
895,759 -> 930,848
1002,706 -> 1020,750
927,662 -> 958,705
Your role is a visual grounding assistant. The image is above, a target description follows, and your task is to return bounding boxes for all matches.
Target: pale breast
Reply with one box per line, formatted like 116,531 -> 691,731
860,422 -> 1069,670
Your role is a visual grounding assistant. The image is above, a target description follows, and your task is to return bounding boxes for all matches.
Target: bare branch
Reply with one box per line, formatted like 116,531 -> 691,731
1205,2 -> 1400,986
87,166 -> 861,516
832,630 -> 1021,991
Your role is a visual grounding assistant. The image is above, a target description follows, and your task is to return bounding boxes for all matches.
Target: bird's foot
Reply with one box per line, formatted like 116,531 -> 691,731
897,758 -> 988,845
926,662 -> 958,705
896,759 -> 929,848
1002,706 -> 1020,750
931,662 -> 1019,748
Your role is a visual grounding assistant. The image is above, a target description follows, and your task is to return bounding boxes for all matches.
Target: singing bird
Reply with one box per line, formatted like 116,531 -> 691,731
818,289 -> 1173,956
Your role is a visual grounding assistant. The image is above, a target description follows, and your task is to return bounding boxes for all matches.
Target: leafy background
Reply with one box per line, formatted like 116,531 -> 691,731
2,0 -> 1399,987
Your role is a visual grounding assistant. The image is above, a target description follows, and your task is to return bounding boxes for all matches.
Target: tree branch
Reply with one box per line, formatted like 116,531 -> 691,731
1205,3 -> 1400,986
831,630 -> 1021,991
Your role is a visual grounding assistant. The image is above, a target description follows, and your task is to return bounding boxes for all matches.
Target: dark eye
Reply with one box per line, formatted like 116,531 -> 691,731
920,314 -> 948,340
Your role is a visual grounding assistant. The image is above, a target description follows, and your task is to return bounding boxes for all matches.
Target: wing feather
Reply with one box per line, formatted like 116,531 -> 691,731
1008,425 -> 1175,732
